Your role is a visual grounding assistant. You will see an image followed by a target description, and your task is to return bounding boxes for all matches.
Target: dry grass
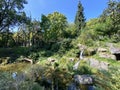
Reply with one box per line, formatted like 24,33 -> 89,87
0,63 -> 31,72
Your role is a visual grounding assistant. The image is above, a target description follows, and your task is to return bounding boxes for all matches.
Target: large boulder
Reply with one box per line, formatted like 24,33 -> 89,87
88,58 -> 100,69
87,58 -> 109,70
108,43 -> 120,60
109,47 -> 120,60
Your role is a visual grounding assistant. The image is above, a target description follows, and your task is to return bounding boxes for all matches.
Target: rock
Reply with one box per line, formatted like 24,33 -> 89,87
47,58 -> 57,65
21,58 -> 33,64
68,83 -> 78,90
12,72 -> 17,80
86,48 -> 97,56
100,61 -> 109,70
88,58 -> 100,69
109,45 -> 120,60
97,47 -> 107,52
48,58 -> 56,62
0,57 -> 10,65
109,47 -> 120,54
69,58 -> 75,62
87,58 -> 109,70
99,53 -> 116,60
77,44 -> 87,50
74,75 -> 93,84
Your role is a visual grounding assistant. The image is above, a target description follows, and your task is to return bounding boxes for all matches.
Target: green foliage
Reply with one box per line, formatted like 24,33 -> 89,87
74,61 -> 93,75
99,0 -> 120,37
64,23 -> 77,38
51,38 -> 73,55
28,52 -> 39,61
0,71 -> 44,90
0,0 -> 29,31
41,12 -> 67,42
94,66 -> 120,90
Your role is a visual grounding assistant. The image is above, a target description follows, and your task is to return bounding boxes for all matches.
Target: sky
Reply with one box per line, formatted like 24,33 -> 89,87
24,0 -> 108,23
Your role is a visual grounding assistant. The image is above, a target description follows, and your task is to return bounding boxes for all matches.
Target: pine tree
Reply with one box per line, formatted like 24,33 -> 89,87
75,1 -> 85,35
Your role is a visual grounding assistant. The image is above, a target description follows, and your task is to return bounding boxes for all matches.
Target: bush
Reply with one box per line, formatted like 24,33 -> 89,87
94,66 -> 120,90
28,52 -> 39,61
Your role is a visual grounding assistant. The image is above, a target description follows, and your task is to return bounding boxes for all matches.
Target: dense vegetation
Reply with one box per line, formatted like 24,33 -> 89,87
0,0 -> 120,90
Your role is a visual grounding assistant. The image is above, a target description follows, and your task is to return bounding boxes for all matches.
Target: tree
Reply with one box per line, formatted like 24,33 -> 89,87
0,0 -> 28,32
41,12 -> 67,42
74,1 -> 85,35
41,14 -> 50,42
64,23 -> 77,38
100,0 -> 120,36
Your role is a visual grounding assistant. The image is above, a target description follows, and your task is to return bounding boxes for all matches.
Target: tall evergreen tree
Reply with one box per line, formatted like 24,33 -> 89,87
74,1 -> 85,35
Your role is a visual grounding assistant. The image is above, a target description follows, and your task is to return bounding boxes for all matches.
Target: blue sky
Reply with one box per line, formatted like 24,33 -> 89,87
24,0 -> 108,22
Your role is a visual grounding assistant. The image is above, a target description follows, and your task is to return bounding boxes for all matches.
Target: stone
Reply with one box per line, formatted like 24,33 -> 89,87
97,47 -> 107,52
69,58 -> 75,62
12,72 -> 17,80
109,47 -> 120,60
47,57 -> 57,65
99,53 -> 116,60
23,58 -> 33,64
87,58 -> 109,70
100,61 -> 109,70
108,43 -> 120,60
109,47 -> 120,54
68,83 -> 78,90
74,75 -> 93,84
88,58 -> 100,69
77,44 -> 87,51
48,58 -> 56,62
87,48 -> 96,56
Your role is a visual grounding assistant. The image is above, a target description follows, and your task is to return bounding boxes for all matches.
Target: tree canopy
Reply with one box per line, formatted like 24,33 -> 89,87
41,12 -> 67,42
0,0 -> 29,32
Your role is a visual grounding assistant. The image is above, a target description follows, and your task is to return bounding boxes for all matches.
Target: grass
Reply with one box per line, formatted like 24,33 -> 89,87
0,63 -> 31,72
